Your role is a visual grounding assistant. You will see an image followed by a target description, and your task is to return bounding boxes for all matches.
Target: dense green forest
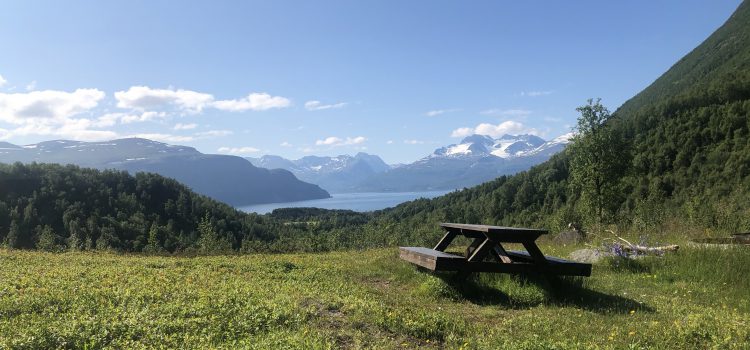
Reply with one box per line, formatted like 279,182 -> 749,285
0,163 -> 372,253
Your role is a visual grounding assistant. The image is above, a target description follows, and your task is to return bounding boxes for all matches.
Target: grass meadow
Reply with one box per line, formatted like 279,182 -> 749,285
0,240 -> 748,349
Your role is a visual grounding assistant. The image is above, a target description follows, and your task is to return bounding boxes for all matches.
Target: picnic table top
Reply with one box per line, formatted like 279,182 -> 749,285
440,223 -> 548,235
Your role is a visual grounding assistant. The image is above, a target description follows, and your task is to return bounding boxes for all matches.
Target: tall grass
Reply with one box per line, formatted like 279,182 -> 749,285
0,246 -> 748,349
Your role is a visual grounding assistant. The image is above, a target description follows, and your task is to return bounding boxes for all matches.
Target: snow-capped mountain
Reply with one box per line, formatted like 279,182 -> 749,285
524,132 -> 575,157
246,133 -> 571,193
0,138 -> 330,205
247,153 -> 391,193
430,134 -> 565,160
352,133 -> 571,192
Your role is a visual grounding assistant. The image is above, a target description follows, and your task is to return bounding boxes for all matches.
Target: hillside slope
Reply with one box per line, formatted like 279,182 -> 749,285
0,138 -> 330,205
0,162 -> 337,251
373,1 -> 750,237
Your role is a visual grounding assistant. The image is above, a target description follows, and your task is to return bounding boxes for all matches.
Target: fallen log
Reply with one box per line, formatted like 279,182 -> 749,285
621,244 -> 679,254
605,230 -> 679,255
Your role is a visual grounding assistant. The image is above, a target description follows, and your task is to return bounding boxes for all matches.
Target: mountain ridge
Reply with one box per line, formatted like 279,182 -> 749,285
0,138 -> 330,206
247,152 -> 392,193
248,133 -> 570,193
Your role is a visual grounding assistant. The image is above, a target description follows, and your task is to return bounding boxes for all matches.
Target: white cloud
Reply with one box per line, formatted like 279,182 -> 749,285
93,113 -> 122,127
315,137 -> 342,146
214,92 -> 291,111
0,89 -> 105,124
403,139 -> 424,144
386,140 -> 394,144
0,88 -> 113,141
451,121 -> 537,138
475,121 -> 529,137
121,111 -> 167,124
174,122 -> 198,130
280,141 -> 292,147
480,109 -> 532,117
129,133 -> 194,143
115,86 -> 291,114
0,75 -> 7,87
450,127 -> 473,138
115,86 -> 214,113
6,119 -> 118,141
217,146 -> 260,155
304,100 -> 347,111
195,130 -> 233,138
425,108 -> 459,117
315,136 -> 366,147
519,90 -> 553,97
90,111 -> 169,126
25,81 -> 36,91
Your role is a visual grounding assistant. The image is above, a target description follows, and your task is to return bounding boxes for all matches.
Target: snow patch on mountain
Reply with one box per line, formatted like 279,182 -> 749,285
446,143 -> 472,156
431,133 -> 569,160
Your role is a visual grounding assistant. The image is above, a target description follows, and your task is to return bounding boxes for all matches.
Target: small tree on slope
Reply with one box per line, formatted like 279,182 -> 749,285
568,98 -> 628,226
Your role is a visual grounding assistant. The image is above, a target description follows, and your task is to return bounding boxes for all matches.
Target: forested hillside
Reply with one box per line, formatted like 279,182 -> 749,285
0,163 -> 364,252
369,1 -> 750,241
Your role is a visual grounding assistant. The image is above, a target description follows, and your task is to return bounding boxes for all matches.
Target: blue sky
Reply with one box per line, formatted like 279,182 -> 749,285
0,1 -> 741,163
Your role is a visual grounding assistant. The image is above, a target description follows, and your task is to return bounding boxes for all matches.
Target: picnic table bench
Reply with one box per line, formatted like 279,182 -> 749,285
399,223 -> 591,276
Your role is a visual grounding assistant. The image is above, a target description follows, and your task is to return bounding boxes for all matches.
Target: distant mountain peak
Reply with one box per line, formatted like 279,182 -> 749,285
0,141 -> 21,150
246,152 -> 391,192
550,132 -> 575,143
459,134 -> 494,145
431,133 -> 569,160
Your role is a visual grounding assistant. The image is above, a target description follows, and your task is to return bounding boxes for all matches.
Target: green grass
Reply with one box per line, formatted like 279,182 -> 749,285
0,244 -> 748,349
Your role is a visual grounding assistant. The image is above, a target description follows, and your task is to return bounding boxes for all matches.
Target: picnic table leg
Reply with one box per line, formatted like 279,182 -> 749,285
492,244 -> 514,264
465,237 -> 484,257
522,241 -> 548,265
433,229 -> 458,252
454,237 -> 494,280
468,238 -> 500,262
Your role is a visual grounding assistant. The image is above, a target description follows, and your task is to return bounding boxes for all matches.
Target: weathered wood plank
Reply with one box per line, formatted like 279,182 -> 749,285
440,223 -> 548,236
440,223 -> 547,242
399,247 -> 465,271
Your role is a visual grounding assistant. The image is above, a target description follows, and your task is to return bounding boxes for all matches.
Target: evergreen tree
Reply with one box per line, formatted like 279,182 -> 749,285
36,225 -> 61,252
5,219 -> 20,249
196,213 -> 231,254
143,223 -> 164,253
96,225 -> 119,251
66,218 -> 83,251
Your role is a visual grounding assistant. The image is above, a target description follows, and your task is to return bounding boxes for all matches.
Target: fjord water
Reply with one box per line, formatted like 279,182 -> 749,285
238,190 -> 451,214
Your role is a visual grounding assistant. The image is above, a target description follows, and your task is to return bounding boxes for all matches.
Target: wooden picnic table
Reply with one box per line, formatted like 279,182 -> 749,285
399,223 -> 591,276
